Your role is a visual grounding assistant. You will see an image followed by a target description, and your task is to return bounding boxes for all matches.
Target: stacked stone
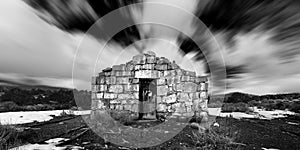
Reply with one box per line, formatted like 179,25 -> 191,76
91,51 -> 209,118
91,63 -> 140,112
155,69 -> 209,117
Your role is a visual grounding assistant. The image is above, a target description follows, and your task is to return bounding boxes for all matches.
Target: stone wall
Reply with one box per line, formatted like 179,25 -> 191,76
91,51 -> 209,118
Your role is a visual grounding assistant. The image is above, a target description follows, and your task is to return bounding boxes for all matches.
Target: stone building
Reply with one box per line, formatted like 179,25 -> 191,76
91,51 -> 208,120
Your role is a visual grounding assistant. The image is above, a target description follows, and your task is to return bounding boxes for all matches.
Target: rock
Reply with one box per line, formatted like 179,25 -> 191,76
132,54 -> 146,64
183,82 -> 197,93
106,77 -> 116,84
104,93 -> 116,99
157,103 -> 167,112
144,51 -> 156,56
135,70 -> 158,78
157,78 -> 166,85
146,56 -> 156,64
195,76 -> 208,83
157,57 -> 170,64
181,75 -> 190,82
96,93 -> 104,99
178,93 -> 190,102
103,67 -> 112,72
164,94 -> 177,104
155,64 -> 168,70
99,85 -> 107,92
108,85 -> 123,93
157,85 -> 168,96
116,77 -> 129,84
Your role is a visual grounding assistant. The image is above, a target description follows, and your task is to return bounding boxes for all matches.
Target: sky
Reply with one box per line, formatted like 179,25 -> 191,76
1,0 -> 300,95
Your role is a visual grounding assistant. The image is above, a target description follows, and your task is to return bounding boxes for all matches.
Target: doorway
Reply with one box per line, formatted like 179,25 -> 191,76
138,79 -> 157,120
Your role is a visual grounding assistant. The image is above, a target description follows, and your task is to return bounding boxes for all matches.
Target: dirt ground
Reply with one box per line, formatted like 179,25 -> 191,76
13,114 -> 300,150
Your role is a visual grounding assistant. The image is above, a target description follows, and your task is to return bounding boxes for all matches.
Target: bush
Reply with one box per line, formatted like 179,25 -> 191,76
222,103 -> 251,113
191,128 -> 240,150
0,101 -> 20,112
289,102 -> 300,113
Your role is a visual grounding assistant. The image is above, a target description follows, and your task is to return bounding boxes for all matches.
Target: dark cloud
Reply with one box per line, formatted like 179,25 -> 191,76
197,0 -> 300,61
25,0 -> 143,48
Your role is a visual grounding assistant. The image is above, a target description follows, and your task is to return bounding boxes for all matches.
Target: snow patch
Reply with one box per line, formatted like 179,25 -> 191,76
208,108 -> 296,120
0,110 -> 91,125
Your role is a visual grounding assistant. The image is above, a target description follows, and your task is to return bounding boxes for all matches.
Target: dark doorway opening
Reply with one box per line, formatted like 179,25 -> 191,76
138,79 -> 157,120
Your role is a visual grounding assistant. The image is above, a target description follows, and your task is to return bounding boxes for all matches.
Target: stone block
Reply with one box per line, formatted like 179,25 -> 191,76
186,71 -> 196,77
118,94 -> 131,100
165,94 -> 177,104
131,93 -> 139,100
124,104 -> 131,111
110,99 -> 120,104
91,85 -> 98,92
132,54 -> 146,64
157,96 -> 162,103
134,65 -> 142,70
131,84 -> 139,92
181,75 -> 190,82
158,71 -> 164,77
178,93 -> 190,102
99,85 -> 107,92
157,78 -> 166,85
157,57 -> 170,64
168,86 -> 175,93
104,93 -> 116,99
97,76 -> 105,84
112,64 -> 125,71
116,77 -> 129,84
157,103 -> 167,112
200,92 -> 207,98
157,85 -> 168,96
188,92 -> 197,99
104,71 -> 111,76
175,83 -> 184,92
131,104 -> 139,112
175,69 -> 183,76
129,78 -> 139,84
190,76 -> 195,82
125,62 -> 135,71
155,64 -> 168,70
164,70 -> 171,76
144,51 -> 156,56
168,62 -> 179,70
91,92 -> 97,99
96,93 -> 104,99
195,76 -> 208,83
135,70 -> 158,78
183,82 -> 197,93
98,72 -> 105,76
108,85 -> 123,93
142,64 -> 155,70
103,67 -> 112,72
110,104 -> 115,109
200,83 -> 206,91
166,77 -> 177,85
146,56 -> 156,64
105,77 -> 116,84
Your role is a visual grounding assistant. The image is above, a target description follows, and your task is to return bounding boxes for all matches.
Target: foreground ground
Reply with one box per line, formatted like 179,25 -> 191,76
3,113 -> 300,150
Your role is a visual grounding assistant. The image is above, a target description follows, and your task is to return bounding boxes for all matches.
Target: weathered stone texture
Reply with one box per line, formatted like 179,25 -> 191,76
91,50 -> 209,119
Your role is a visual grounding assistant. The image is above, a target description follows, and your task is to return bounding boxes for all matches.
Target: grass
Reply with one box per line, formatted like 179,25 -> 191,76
0,124 -> 21,150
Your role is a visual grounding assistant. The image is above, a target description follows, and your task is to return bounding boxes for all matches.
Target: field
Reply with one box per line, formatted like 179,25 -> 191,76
2,112 -> 300,150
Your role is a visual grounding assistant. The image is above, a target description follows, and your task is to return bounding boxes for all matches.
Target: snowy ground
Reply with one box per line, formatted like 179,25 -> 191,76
0,107 -> 296,125
9,138 -> 83,150
0,110 -> 91,125
208,107 -> 296,119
